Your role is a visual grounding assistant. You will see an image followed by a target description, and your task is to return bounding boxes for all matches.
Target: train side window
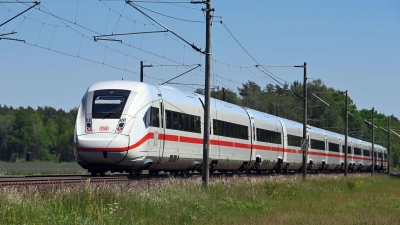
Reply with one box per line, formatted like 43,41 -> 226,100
328,143 -> 339,152
213,119 -> 248,140
363,149 -> 370,157
354,147 -> 362,155
311,139 -> 325,150
256,128 -> 282,144
342,145 -> 352,154
165,109 -> 201,133
194,117 -> 201,133
151,107 -> 159,127
172,111 -> 179,130
287,134 -> 302,147
166,110 -> 171,129
143,107 -> 159,128
183,114 -> 190,132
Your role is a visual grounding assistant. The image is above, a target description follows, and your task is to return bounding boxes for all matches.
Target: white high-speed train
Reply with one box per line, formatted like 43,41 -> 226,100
74,80 -> 387,176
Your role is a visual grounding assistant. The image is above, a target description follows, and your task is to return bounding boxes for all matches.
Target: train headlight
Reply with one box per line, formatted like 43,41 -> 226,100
116,120 -> 125,133
85,119 -> 92,133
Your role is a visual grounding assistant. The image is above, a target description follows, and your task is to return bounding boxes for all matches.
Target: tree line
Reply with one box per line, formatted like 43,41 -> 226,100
0,105 -> 77,162
0,78 -> 399,166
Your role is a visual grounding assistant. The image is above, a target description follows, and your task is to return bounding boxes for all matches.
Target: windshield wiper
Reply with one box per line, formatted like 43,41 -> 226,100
102,106 -> 122,118
103,112 -> 114,118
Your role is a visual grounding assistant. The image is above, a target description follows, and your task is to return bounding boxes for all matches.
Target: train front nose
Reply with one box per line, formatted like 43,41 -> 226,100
76,133 -> 130,164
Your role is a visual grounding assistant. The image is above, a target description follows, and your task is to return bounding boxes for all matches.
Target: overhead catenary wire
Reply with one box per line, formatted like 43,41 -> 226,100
160,64 -> 201,85
310,92 -> 400,141
0,1 -> 39,28
220,21 -> 290,87
2,0 -> 284,101
129,2 -> 205,23
97,1 -> 210,69
24,2 -> 202,70
22,41 -> 139,74
2,2 -> 209,87
125,0 -> 204,53
0,3 -> 67,28
99,0 -> 151,26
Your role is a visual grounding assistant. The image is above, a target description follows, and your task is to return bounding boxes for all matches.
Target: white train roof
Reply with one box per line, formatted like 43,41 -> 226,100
86,80 -> 384,151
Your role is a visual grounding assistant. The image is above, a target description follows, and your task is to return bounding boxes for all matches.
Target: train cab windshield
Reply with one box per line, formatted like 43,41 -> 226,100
92,89 -> 131,119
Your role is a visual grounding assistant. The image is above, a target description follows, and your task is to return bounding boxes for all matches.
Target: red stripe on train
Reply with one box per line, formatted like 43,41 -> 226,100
78,132 -> 386,162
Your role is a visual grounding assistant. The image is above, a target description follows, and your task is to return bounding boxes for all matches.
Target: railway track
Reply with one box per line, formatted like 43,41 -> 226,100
0,172 -> 197,188
0,171 -> 390,188
0,175 -> 130,187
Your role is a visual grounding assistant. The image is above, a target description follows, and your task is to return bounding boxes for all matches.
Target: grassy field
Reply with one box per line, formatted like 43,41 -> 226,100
0,174 -> 399,225
0,161 -> 86,175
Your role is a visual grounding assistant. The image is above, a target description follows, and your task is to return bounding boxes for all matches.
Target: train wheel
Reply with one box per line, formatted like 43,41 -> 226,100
90,171 -> 97,177
99,171 -> 106,177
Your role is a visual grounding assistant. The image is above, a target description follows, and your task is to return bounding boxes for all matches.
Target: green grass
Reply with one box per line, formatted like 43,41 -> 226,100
0,161 -> 86,175
0,175 -> 399,225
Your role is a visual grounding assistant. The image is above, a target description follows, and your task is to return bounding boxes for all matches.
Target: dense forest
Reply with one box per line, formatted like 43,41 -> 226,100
0,106 -> 77,162
1,79 -> 399,167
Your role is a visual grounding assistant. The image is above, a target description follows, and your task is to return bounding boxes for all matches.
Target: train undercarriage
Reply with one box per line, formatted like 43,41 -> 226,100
81,156 -> 386,177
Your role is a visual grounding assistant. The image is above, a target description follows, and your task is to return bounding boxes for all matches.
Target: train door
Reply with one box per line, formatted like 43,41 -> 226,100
276,118 -> 286,163
324,135 -> 328,164
243,109 -> 255,162
158,94 -> 166,159
339,139 -> 342,163
209,113 -> 216,160
349,141 -> 354,164
199,97 -> 216,160
374,148 -> 379,169
307,133 -> 311,164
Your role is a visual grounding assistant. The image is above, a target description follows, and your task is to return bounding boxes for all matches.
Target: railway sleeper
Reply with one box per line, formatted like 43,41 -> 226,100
148,170 -> 159,176
89,170 -> 106,177
127,170 -> 142,177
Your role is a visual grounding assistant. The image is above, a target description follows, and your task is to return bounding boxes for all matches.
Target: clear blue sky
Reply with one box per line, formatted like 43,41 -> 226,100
1,0 -> 399,118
